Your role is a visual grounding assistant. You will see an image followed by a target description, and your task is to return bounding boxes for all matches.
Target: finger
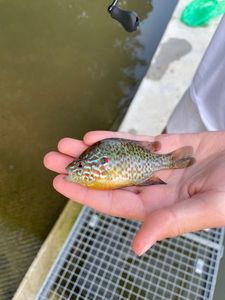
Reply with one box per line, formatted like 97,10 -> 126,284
57,137 -> 87,157
53,174 -> 146,220
43,152 -> 74,173
139,184 -> 177,214
132,192 -> 224,256
122,186 -> 142,194
83,130 -> 155,145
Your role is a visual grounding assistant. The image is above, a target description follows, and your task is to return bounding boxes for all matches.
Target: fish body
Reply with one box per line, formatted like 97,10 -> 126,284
66,138 -> 194,190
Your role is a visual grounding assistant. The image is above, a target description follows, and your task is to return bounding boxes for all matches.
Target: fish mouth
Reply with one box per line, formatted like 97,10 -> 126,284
65,166 -> 74,182
66,165 -> 71,173
65,172 -> 74,182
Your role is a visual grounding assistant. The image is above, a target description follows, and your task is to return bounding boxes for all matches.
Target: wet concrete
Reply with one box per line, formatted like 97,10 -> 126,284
148,38 -> 192,80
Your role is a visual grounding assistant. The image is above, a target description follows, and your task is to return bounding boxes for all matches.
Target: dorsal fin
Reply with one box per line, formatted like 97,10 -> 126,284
96,138 -> 161,152
132,140 -> 161,152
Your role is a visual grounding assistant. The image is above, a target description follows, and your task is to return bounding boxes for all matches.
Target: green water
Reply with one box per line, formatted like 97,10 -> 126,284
0,0 -> 177,298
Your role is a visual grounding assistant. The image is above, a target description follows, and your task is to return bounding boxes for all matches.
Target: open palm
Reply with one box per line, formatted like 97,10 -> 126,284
44,130 -> 225,255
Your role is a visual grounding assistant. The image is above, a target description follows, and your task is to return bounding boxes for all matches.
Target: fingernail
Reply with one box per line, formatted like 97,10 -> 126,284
137,242 -> 155,256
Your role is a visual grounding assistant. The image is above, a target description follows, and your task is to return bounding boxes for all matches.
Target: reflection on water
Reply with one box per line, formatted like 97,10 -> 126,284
0,0 -> 177,298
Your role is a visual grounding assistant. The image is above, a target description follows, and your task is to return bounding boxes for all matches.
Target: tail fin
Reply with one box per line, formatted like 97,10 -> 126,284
171,146 -> 195,169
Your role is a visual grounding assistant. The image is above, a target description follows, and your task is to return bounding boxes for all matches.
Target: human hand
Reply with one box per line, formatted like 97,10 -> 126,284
44,130 -> 225,256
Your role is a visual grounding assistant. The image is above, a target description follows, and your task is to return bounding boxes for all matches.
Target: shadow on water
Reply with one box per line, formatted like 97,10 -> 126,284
0,0 -> 177,298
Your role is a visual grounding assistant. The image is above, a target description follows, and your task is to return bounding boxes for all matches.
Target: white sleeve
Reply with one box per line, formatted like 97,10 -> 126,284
190,16 -> 225,131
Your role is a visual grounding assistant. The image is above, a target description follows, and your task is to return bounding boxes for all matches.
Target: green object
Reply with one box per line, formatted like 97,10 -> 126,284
181,0 -> 225,27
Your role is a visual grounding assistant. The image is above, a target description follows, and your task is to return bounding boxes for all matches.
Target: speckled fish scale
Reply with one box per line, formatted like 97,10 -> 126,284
66,138 -> 194,190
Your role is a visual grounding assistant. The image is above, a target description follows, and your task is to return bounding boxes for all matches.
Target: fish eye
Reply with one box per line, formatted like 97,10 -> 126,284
78,162 -> 83,168
101,157 -> 109,164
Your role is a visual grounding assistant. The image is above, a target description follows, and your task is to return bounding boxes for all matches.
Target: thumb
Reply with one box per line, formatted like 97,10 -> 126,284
132,193 -> 223,256
132,208 -> 178,256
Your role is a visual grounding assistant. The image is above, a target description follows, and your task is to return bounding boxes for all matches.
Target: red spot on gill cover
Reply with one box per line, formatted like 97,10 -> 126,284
104,157 -> 109,163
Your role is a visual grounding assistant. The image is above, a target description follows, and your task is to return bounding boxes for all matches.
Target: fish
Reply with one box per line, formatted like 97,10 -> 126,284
66,138 -> 195,190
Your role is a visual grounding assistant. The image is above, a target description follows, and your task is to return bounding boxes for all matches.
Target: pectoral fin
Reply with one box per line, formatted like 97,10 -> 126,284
138,175 -> 166,186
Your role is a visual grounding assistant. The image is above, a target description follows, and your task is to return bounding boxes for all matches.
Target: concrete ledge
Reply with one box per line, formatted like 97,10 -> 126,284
120,0 -> 221,135
13,202 -> 82,300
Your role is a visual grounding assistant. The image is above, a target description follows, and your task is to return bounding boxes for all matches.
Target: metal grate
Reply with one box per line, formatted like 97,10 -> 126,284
37,207 -> 224,300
